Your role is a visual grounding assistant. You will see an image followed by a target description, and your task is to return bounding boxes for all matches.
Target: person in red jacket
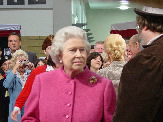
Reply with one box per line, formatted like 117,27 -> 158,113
10,34 -> 59,121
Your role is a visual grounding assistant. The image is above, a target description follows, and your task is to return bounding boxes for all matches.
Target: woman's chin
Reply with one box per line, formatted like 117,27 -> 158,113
94,65 -> 101,69
72,66 -> 84,72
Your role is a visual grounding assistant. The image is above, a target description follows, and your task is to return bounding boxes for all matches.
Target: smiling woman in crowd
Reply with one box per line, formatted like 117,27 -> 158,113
34,59 -> 47,68
87,52 -> 103,73
21,26 -> 116,122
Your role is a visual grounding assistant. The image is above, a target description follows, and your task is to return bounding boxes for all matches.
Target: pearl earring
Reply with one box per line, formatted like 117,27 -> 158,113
59,60 -> 62,63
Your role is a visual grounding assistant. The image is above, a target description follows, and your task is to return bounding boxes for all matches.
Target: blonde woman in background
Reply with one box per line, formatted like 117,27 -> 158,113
97,34 -> 126,97
3,50 -> 33,122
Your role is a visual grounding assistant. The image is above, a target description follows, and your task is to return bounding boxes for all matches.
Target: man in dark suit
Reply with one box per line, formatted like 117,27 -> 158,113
113,6 -> 163,122
6,32 -> 37,64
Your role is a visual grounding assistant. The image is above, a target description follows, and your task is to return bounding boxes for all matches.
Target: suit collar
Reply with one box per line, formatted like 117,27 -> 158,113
142,34 -> 163,48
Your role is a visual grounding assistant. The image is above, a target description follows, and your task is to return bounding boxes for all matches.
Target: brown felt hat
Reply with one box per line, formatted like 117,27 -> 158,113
42,34 -> 54,50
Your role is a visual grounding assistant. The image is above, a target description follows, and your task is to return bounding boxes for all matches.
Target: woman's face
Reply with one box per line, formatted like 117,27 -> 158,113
90,56 -> 102,70
37,61 -> 45,67
17,56 -> 27,71
44,46 -> 51,56
17,56 -> 27,64
1,60 -> 12,73
61,37 -> 87,74
103,61 -> 110,68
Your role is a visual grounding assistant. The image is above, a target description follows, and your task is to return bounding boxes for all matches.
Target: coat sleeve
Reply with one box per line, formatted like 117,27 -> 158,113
21,75 -> 40,122
102,79 -> 116,122
3,70 -> 16,88
14,68 -> 38,110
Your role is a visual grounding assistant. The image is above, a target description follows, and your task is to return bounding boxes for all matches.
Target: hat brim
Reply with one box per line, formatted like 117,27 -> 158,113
134,8 -> 163,17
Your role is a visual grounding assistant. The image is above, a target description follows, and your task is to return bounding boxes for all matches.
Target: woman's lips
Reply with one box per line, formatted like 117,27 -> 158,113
74,61 -> 83,63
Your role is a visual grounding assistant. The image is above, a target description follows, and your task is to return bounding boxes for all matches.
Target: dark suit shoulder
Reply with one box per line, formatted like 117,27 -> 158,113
25,51 -> 37,64
25,51 -> 36,55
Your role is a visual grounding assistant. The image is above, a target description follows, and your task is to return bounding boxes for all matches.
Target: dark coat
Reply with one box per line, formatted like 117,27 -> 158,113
0,78 -> 9,122
25,51 -> 37,64
113,35 -> 163,122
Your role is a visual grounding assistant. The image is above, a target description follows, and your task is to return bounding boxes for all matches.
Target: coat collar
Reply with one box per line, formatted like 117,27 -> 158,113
60,66 -> 89,80
59,66 -> 100,85
142,34 -> 163,48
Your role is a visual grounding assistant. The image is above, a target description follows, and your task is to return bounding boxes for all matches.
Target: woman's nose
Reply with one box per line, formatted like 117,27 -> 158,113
75,50 -> 82,57
97,58 -> 101,62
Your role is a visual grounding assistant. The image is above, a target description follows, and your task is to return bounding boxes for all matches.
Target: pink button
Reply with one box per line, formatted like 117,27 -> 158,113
66,115 -> 69,119
67,103 -> 71,106
70,80 -> 74,84
68,92 -> 72,95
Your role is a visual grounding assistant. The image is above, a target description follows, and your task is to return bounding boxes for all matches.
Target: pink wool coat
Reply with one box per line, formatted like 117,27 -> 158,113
21,66 -> 116,122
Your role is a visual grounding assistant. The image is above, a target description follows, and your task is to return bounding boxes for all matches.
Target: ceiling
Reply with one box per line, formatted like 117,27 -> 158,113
87,0 -> 143,10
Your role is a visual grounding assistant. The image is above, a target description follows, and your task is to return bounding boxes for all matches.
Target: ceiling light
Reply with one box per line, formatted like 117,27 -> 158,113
120,0 -> 129,5
118,5 -> 129,10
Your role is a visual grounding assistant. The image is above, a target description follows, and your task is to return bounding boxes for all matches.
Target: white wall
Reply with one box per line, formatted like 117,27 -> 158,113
0,0 -> 72,36
0,0 -> 136,41
86,8 -> 137,44
53,0 -> 72,34
0,9 -> 53,36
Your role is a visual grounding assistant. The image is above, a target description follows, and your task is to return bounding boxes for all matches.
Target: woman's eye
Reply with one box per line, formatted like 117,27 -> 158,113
80,48 -> 86,52
95,58 -> 101,61
69,49 -> 75,52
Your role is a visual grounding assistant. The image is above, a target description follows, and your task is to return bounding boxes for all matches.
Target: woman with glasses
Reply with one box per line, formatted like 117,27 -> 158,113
3,50 -> 32,122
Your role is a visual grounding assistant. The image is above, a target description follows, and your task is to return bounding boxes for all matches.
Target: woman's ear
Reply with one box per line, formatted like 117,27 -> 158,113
135,42 -> 139,49
58,54 -> 63,62
107,53 -> 111,62
43,50 -> 47,55
123,51 -> 126,56
143,26 -> 149,31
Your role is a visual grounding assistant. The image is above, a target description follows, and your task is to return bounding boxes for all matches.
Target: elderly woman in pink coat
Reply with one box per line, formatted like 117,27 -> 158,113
21,26 -> 116,122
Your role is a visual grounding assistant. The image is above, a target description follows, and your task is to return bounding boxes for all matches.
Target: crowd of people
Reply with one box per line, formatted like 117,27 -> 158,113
0,5 -> 163,122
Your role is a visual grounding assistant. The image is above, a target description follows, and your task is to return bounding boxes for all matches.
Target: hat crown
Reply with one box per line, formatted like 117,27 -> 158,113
142,6 -> 163,15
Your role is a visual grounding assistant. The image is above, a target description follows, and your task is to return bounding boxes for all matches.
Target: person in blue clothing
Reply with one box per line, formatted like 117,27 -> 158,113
3,50 -> 32,122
